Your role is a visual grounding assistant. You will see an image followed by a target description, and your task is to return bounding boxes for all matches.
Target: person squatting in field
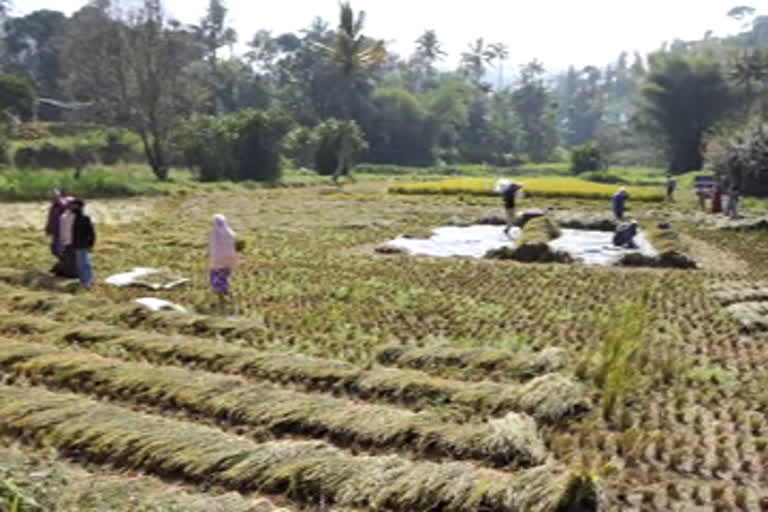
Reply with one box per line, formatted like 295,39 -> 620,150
612,188 -> 629,220
209,214 -> 237,298
498,180 -> 523,236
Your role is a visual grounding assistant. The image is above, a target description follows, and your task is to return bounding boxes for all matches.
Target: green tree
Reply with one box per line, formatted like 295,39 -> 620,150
512,61 -> 559,162
0,74 -> 35,120
314,2 -> 384,181
459,38 -> 494,86
426,78 -> 473,163
488,42 -> 509,90
63,0 -> 207,180
410,29 -> 446,92
194,0 -> 237,114
638,51 -> 733,174
568,66 -> 603,146
181,109 -> 295,182
488,88 -> 523,164
314,2 -> 386,81
729,49 -> 768,116
313,118 -> 369,182
3,9 -> 68,98
415,30 -> 446,64
367,88 -> 435,166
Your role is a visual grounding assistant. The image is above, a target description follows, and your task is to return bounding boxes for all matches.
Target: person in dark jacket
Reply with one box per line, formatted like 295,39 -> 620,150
612,188 -> 629,220
501,181 -> 523,236
613,221 -> 639,249
666,176 -> 677,201
70,199 -> 96,288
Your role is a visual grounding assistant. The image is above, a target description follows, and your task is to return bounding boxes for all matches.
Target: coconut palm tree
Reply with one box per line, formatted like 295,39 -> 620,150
415,29 -> 446,65
314,2 -> 385,184
460,38 -> 495,84
314,2 -> 386,77
489,42 -> 509,90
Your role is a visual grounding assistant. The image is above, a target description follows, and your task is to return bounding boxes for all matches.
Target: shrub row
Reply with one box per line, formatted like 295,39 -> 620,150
179,110 -> 295,182
0,339 -> 548,467
13,130 -> 138,170
0,385 -> 600,512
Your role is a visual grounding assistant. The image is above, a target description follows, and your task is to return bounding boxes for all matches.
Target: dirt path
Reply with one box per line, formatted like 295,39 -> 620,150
0,198 -> 161,229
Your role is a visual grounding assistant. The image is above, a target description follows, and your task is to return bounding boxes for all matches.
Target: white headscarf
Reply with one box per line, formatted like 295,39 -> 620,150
494,178 -> 512,194
209,214 -> 237,270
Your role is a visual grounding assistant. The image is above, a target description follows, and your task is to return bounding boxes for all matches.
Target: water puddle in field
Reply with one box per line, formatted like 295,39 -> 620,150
383,225 -> 657,265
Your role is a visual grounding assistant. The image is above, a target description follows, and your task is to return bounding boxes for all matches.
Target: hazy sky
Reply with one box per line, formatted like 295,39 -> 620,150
18,0 -> 749,70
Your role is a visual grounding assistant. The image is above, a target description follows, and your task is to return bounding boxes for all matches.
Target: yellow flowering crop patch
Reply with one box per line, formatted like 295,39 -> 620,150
389,177 -> 665,202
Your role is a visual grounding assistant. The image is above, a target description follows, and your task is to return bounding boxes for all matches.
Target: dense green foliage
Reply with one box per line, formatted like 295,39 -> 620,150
181,109 -> 295,182
570,142 -> 604,174
0,73 -> 34,119
637,53 -> 733,174
313,118 -> 369,175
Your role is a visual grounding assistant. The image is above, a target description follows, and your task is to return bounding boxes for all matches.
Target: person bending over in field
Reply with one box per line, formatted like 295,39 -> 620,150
209,214 -> 237,299
612,188 -> 629,220
70,199 -> 96,289
500,180 -> 523,236
613,221 -> 639,249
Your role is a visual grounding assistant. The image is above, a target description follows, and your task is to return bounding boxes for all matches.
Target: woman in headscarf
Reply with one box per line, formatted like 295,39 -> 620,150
52,194 -> 79,278
209,214 -> 237,297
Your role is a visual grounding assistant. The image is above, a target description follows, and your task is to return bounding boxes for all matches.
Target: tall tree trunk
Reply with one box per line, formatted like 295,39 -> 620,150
139,130 -> 169,181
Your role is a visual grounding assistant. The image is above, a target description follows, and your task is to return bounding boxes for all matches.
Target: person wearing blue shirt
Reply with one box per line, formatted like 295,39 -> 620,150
612,188 -> 629,220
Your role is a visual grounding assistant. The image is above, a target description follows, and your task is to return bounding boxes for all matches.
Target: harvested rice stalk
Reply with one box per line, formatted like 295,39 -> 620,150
0,340 -> 548,467
0,268 -> 79,293
0,444 -> 280,512
0,386 -> 601,512
0,281 -> 266,342
0,315 -> 591,423
707,281 -> 768,306
376,343 -> 568,381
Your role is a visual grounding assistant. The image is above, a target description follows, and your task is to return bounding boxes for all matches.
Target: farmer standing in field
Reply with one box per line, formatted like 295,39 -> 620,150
612,188 -> 629,220
70,199 -> 96,289
727,185 -> 741,219
209,214 -> 237,299
498,180 -> 523,236
666,176 -> 677,201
